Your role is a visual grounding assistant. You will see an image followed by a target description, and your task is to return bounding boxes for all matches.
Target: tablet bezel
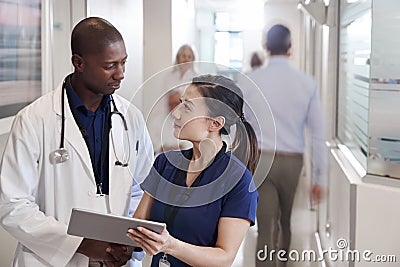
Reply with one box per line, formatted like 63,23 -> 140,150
67,208 -> 165,246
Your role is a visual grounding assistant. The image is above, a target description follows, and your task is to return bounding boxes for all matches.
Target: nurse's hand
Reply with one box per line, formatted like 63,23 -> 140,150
127,225 -> 175,256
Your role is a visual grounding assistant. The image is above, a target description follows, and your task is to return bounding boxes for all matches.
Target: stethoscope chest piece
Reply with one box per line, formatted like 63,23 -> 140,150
50,148 -> 70,164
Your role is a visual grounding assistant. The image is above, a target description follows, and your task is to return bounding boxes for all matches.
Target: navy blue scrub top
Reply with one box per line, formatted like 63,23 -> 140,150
141,144 -> 258,267
66,77 -> 111,194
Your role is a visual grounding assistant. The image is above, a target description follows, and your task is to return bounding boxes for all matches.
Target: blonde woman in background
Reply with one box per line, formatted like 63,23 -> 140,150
164,44 -> 197,94
149,44 -> 197,154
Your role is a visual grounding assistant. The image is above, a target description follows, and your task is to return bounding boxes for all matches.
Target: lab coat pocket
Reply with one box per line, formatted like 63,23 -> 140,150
109,165 -> 135,215
111,166 -> 133,192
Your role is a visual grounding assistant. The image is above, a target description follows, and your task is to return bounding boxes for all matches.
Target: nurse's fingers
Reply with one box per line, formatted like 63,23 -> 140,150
127,228 -> 158,242
136,226 -> 169,244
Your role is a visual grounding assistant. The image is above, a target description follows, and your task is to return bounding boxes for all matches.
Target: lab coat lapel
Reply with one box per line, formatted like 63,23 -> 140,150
52,85 -> 94,177
109,99 -> 132,215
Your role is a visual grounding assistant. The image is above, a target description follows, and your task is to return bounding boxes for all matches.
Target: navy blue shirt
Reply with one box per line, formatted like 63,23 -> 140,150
66,77 -> 111,194
141,144 -> 258,266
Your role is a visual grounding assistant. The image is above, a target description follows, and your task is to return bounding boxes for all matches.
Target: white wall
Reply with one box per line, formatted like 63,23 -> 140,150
172,0 -> 196,61
242,30 -> 264,73
355,179 -> 400,266
87,0 -> 144,109
50,0 -> 87,90
142,0 -> 196,122
142,0 -> 172,119
323,148 -> 362,267
195,10 -> 215,63
323,148 -> 400,267
51,0 -> 73,88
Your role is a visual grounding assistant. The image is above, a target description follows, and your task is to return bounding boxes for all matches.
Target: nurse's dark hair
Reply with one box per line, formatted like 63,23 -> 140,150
71,17 -> 124,56
191,75 -> 259,174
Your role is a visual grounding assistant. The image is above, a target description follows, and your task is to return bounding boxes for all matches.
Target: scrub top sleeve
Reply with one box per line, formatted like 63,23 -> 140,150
220,171 -> 258,226
140,153 -> 166,197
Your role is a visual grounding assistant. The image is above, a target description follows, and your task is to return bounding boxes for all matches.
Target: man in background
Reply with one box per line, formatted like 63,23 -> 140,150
242,24 -> 325,267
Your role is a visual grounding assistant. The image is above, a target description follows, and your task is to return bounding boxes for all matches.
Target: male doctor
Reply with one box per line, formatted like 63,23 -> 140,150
0,17 -> 154,266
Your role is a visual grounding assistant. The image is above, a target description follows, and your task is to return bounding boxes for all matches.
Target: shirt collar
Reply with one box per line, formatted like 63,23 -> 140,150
268,55 -> 290,64
66,76 -> 111,114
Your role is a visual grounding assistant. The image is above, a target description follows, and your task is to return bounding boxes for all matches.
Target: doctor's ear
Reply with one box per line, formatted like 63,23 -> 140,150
209,116 -> 225,132
71,54 -> 84,72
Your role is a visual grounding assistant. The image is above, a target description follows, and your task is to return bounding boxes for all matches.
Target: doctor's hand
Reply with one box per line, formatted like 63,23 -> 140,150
77,238 -> 130,266
127,225 -> 176,256
104,244 -> 136,267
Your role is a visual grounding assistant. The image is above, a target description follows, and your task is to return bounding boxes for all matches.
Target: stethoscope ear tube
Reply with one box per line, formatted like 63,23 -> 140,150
51,78 -> 69,164
60,78 -> 67,150
110,97 -> 128,131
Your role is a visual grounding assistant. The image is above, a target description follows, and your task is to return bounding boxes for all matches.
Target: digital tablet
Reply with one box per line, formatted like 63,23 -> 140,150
67,208 -> 165,246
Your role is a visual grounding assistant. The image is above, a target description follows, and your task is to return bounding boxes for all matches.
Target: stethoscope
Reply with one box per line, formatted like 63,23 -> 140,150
50,77 -> 131,167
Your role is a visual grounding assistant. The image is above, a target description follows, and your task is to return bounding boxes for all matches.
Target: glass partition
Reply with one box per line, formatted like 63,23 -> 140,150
368,0 -> 400,178
0,0 -> 41,119
338,0 -> 400,179
337,0 -> 371,169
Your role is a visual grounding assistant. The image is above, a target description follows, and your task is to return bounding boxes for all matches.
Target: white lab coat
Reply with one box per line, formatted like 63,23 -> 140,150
0,83 -> 154,266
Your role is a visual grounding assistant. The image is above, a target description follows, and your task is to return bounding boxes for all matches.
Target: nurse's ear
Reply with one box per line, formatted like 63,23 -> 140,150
209,116 -> 225,132
71,54 -> 84,72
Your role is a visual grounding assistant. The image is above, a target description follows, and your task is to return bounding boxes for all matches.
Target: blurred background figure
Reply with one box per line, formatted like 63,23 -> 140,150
242,24 -> 325,267
167,89 -> 181,111
241,50 -> 265,74
165,44 -> 197,94
148,44 -> 197,154
250,51 -> 264,70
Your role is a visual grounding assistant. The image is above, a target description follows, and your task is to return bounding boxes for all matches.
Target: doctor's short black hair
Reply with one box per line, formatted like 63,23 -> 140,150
71,17 -> 124,56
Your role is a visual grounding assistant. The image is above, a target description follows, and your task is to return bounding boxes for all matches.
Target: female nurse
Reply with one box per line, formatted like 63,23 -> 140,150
129,74 -> 260,267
